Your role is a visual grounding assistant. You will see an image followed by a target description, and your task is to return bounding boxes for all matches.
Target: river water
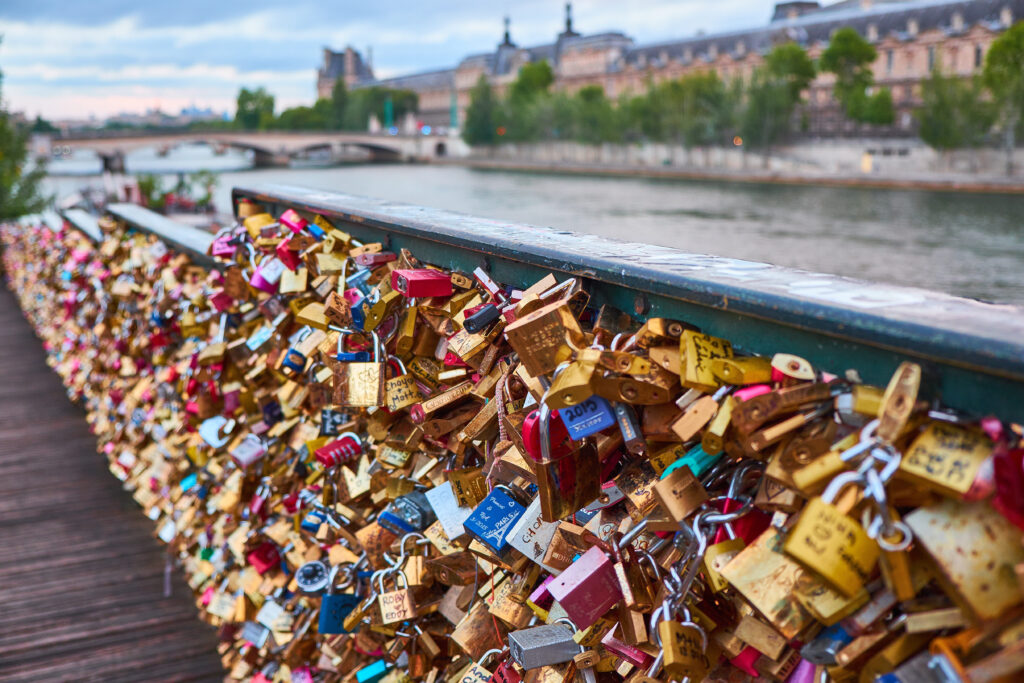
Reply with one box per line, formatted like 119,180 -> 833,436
43,149 -> 1024,304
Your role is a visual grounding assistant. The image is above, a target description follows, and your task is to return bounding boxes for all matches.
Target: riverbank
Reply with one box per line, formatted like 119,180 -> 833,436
437,156 -> 1024,195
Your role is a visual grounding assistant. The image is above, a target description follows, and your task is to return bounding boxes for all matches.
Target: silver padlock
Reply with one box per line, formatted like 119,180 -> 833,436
508,619 -> 579,670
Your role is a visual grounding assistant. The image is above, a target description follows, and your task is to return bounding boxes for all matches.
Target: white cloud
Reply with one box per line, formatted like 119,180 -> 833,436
0,0 -> 772,118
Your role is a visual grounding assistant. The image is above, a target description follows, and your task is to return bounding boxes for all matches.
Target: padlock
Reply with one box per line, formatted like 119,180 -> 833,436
247,540 -> 281,575
385,356 -> 423,412
508,620 -> 580,670
784,470 -> 880,597
532,399 -> 601,523
656,611 -> 710,681
318,564 -> 361,634
547,545 -> 621,629
333,328 -> 386,407
391,268 -> 453,298
377,569 -> 415,624
231,433 -> 268,468
315,430 -> 363,468
463,485 -> 527,556
458,648 -> 504,682
378,490 -> 437,535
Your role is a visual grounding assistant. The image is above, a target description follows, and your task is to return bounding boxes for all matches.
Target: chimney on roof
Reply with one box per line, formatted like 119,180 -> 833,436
1001,6 -> 1013,27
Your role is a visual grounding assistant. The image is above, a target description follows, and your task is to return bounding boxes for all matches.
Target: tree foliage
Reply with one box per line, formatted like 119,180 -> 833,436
238,79 -> 418,132
740,42 -> 816,155
984,21 -> 1024,174
0,48 -> 48,220
462,76 -> 498,145
820,27 -> 893,124
235,87 -> 275,130
916,71 -> 993,152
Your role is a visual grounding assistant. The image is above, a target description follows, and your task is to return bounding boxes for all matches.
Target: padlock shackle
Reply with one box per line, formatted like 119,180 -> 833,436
821,470 -> 866,504
477,648 -> 505,667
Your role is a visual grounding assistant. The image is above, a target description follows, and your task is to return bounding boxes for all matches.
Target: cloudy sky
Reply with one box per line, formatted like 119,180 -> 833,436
0,0 -> 777,120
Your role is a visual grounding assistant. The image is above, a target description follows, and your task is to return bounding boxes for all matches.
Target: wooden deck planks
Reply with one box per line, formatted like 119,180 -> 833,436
0,288 -> 224,683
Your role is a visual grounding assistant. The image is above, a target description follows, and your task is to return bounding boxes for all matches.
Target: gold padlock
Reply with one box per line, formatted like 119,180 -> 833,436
658,616 -> 710,681
384,356 -> 423,412
783,471 -> 880,597
332,328 -> 386,408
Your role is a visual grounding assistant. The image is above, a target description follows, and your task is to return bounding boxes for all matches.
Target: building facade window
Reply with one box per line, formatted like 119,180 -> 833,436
927,46 -> 936,71
886,49 -> 894,74
975,43 -> 984,68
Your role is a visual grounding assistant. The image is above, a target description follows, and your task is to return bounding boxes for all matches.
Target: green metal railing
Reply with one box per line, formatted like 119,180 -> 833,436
59,183 -> 1024,422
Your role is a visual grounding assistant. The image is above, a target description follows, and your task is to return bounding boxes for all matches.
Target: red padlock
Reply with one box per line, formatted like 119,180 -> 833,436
354,252 -> 397,267
521,409 -> 573,462
274,238 -> 303,272
246,541 -> 281,575
315,432 -> 364,468
391,269 -> 454,298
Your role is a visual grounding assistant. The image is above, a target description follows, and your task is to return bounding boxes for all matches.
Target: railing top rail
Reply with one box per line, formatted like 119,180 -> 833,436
60,209 -> 103,243
233,182 -> 1024,385
106,203 -> 220,270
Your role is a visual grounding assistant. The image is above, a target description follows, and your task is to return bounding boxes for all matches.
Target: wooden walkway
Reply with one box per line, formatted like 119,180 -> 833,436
0,288 -> 224,682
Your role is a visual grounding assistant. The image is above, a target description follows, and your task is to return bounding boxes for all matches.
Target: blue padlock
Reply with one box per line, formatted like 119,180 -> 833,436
559,395 -> 616,440
300,509 -> 326,533
318,566 -> 361,635
280,348 -> 307,374
464,485 -> 526,556
355,661 -> 390,683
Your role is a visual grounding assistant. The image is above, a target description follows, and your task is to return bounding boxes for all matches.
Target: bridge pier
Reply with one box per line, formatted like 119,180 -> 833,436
251,149 -> 290,168
99,151 -> 126,174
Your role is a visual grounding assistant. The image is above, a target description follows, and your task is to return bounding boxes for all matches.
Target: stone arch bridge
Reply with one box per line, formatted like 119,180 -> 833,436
49,131 -> 457,171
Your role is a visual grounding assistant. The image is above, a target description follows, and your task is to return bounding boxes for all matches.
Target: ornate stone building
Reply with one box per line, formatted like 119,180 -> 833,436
318,0 -> 1023,136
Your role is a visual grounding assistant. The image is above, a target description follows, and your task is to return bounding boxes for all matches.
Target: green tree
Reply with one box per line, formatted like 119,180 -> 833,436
573,86 -> 619,144
30,115 -> 58,133
680,72 -> 735,156
739,42 -> 814,164
462,76 -> 498,145
274,104 -> 328,130
765,42 -> 816,100
820,27 -> 892,124
328,78 -> 348,130
502,61 -> 555,141
917,70 -> 994,165
984,21 -> 1024,175
235,87 -> 275,130
136,174 -> 166,211
342,87 -> 418,131
509,61 -> 554,102
739,69 -> 796,163
860,88 -> 895,125
0,49 -> 48,220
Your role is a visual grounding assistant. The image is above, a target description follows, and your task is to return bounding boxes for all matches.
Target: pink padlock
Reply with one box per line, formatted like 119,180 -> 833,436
734,383 -> 772,402
280,208 -> 308,233
547,545 -> 621,628
249,257 -> 285,294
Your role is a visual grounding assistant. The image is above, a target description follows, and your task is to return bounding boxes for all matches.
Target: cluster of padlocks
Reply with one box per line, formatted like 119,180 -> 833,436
3,201 -> 1024,683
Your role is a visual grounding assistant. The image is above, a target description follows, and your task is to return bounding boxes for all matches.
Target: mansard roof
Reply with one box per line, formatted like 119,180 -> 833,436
358,0 -> 1020,89
625,0 -> 1022,68
319,48 -> 375,83
369,68 -> 455,91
